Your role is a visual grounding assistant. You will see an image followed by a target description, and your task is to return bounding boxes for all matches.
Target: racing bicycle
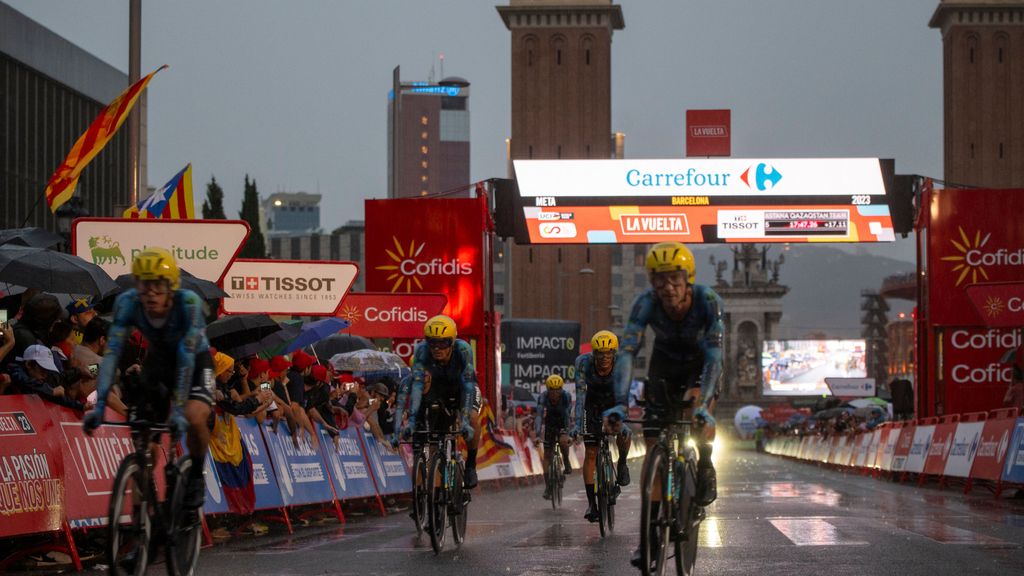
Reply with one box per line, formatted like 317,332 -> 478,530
424,404 -> 471,554
546,435 -> 566,510
594,425 -> 621,537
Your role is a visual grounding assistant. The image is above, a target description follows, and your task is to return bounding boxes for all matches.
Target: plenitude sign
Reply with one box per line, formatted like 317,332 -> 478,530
72,218 -> 250,284
221,259 -> 359,316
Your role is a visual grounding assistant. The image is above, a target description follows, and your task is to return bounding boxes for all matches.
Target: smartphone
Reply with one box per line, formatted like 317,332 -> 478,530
88,364 -> 99,378
260,382 -> 271,391
0,309 -> 8,324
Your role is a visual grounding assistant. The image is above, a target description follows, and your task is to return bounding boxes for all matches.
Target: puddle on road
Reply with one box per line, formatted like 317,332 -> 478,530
890,518 -> 1014,546
513,523 -> 607,548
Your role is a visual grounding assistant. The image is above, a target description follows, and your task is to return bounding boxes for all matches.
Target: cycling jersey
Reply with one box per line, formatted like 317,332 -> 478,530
535,389 -> 572,443
95,289 -> 213,411
575,351 -> 630,446
408,338 -> 477,423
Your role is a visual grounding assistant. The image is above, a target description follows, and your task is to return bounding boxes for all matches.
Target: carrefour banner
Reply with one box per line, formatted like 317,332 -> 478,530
501,319 -> 581,404
512,158 -> 894,244
365,198 -> 487,333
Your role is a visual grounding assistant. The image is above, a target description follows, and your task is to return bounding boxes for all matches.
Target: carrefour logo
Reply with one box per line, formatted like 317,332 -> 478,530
375,237 -> 473,293
740,163 -> 782,191
941,226 -> 1024,287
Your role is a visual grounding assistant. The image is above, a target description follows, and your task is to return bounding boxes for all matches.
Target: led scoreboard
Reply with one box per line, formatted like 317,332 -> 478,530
512,158 -> 895,244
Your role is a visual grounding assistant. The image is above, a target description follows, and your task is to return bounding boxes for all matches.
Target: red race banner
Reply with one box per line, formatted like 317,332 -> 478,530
922,415 -> 960,477
0,395 -> 65,537
966,282 -> 1024,328
940,327 -> 1018,415
686,109 -> 731,157
365,198 -> 486,334
927,189 -> 1024,325
338,292 -> 448,338
969,408 -> 1018,483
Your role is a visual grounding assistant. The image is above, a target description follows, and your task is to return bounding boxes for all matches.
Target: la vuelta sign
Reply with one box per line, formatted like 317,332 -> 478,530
337,292 -> 448,338
221,259 -> 359,316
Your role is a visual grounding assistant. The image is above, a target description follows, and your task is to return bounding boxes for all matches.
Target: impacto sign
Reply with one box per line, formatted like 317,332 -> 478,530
512,158 -> 895,244
221,259 -> 359,316
337,292 -> 448,338
72,218 -> 250,283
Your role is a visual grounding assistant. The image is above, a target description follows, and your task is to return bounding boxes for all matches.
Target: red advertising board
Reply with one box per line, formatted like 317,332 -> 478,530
966,282 -> 1024,328
338,292 -> 448,338
686,109 -> 731,157
969,408 -> 1018,482
0,395 -> 65,537
927,189 -> 1024,325
939,327 -> 1017,415
365,198 -> 486,334
759,404 -> 799,424
922,415 -> 960,477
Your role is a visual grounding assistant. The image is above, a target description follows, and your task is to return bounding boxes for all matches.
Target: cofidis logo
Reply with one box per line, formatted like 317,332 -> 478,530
941,226 -> 1024,287
375,237 -> 473,293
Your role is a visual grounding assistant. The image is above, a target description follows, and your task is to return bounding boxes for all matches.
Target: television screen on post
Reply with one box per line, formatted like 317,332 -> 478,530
761,339 -> 867,396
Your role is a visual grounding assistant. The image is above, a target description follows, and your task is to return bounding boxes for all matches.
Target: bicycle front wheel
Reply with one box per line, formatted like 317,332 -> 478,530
674,457 -> 700,576
107,454 -> 151,576
166,456 -> 203,576
596,448 -> 609,538
426,453 -> 448,554
603,449 -> 616,535
451,461 -> 468,547
412,453 -> 429,537
639,444 -> 670,576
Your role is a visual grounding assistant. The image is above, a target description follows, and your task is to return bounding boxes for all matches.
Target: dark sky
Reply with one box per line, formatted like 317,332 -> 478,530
9,0 -> 942,262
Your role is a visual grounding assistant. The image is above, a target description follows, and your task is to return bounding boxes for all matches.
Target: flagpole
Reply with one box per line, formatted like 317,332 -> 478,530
128,0 -> 142,207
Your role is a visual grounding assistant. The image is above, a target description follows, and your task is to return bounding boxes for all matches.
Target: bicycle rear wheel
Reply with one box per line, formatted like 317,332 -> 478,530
412,453 -> 429,537
426,453 -> 448,554
107,454 -> 151,576
451,460 -> 468,547
549,446 -> 562,510
166,456 -> 203,576
674,457 -> 699,576
640,444 -> 670,576
603,449 -> 616,535
554,451 -> 564,509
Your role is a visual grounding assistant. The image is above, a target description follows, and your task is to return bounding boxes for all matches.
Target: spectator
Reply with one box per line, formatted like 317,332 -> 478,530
45,320 -> 76,371
72,318 -> 128,415
0,320 -> 14,393
213,352 -> 271,417
4,293 -> 61,368
304,364 -> 339,440
370,382 -> 395,437
270,355 -> 315,449
7,344 -> 85,410
209,351 -> 263,519
65,298 -> 97,345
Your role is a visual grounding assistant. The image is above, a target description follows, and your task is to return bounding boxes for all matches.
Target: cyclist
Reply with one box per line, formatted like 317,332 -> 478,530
83,247 -> 214,510
402,315 -> 483,488
625,242 -> 723,568
534,373 -> 573,500
575,329 -> 632,523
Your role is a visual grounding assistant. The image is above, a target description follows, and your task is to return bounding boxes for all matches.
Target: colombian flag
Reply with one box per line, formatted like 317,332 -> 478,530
477,403 -> 515,469
45,65 -> 167,213
208,412 -> 256,515
123,164 -> 195,219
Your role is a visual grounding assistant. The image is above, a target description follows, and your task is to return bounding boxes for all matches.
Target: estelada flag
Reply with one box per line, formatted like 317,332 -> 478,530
123,164 -> 195,219
45,65 -> 167,213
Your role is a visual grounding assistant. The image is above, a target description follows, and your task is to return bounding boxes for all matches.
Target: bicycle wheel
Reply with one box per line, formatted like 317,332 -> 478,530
596,448 -> 609,538
554,449 -> 564,509
412,453 -> 429,537
166,457 -> 203,576
604,450 -> 616,535
426,453 -> 448,554
451,460 -> 468,547
674,457 -> 699,576
548,447 -> 560,510
107,454 -> 151,576
639,444 -> 670,576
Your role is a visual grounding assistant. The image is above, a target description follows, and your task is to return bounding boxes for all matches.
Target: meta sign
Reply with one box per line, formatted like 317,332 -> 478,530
966,282 -> 1024,328
221,259 -> 359,316
337,292 -> 448,338
512,158 -> 895,244
686,109 -> 730,157
72,218 -> 250,283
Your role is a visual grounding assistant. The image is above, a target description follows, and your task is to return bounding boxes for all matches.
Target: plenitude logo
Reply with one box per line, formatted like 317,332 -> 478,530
375,237 -> 473,293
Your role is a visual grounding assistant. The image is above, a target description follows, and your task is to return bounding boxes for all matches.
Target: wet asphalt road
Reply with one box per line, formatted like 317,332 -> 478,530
105,444 -> 1024,575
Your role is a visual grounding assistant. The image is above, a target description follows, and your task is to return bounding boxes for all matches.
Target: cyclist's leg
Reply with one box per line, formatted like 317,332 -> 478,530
183,351 -> 214,508
463,391 -> 482,488
607,417 -> 632,486
541,427 -> 556,498
582,407 -> 601,520
558,431 -> 571,473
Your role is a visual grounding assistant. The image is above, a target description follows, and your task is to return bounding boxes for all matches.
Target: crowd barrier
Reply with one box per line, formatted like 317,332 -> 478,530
765,408 -> 1024,501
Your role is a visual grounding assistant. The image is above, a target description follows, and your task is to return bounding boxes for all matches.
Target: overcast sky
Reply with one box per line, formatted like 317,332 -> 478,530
9,0 -> 942,262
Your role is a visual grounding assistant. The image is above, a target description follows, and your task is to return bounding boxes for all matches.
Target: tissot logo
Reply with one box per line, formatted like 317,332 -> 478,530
941,226 -> 1024,286
229,276 -> 336,291
375,237 -> 473,293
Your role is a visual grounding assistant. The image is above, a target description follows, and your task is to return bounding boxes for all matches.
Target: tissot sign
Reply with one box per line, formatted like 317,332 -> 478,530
512,158 -> 894,244
338,293 -> 448,338
72,218 -> 250,283
686,109 -> 731,157
221,259 -> 359,316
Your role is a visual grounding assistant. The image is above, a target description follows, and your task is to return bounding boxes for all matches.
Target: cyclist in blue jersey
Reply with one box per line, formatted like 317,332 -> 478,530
534,373 -> 573,500
83,247 -> 214,509
625,242 -> 723,568
401,315 -> 483,488
575,330 -> 633,522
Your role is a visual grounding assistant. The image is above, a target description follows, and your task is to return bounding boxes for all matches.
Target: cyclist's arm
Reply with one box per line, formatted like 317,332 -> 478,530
617,291 -> 654,404
408,344 -> 429,419
94,292 -> 135,409
535,392 -> 547,437
393,373 -> 411,428
174,291 -> 207,410
573,354 -> 588,430
698,286 -> 725,405
561,390 -> 572,431
455,340 -> 478,416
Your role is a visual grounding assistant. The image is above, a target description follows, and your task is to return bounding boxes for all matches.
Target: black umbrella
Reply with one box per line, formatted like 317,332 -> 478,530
0,227 -> 63,249
312,333 -> 375,358
0,245 -> 117,296
114,269 -> 228,300
206,314 -> 282,351
222,322 -> 303,359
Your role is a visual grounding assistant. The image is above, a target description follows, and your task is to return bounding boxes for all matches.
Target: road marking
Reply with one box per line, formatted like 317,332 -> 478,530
768,518 -> 869,546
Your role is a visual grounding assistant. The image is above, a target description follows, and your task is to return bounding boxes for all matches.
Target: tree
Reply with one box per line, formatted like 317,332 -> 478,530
201,175 -> 227,219
238,174 -> 266,258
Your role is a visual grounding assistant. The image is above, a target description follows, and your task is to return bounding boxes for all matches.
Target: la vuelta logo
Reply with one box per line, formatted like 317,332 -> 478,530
940,226 -> 1024,286
375,236 -> 473,293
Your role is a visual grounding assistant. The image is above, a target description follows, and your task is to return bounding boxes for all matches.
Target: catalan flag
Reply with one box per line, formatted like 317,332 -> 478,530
123,164 -> 195,219
45,65 -> 167,213
477,402 -> 516,469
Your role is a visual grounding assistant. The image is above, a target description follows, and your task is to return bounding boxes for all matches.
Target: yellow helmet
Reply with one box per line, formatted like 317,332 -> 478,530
423,314 -> 457,340
591,330 -> 619,353
545,374 -> 564,390
645,241 -> 695,281
131,247 -> 180,290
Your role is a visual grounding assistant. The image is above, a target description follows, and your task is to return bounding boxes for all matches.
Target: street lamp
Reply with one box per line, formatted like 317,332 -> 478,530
54,197 -> 89,253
